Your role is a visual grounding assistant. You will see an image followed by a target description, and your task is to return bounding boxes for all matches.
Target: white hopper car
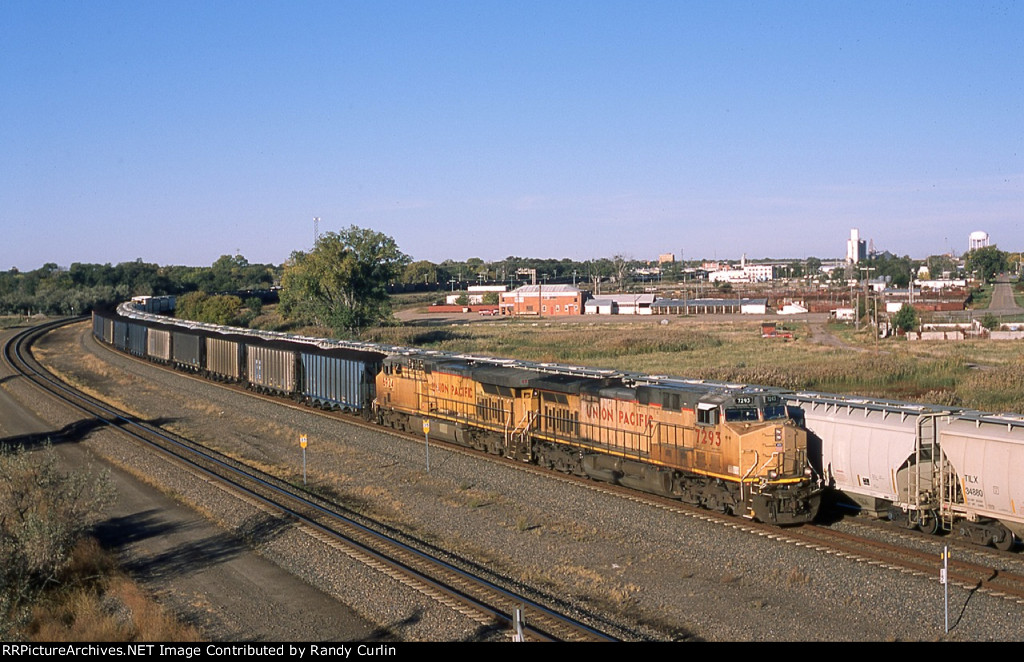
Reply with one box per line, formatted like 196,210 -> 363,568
787,392 -> 1021,551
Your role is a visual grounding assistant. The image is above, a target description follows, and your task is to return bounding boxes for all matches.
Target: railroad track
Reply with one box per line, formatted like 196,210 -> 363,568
63,316 -> 1024,631
5,318 -> 621,642
778,521 -> 1024,605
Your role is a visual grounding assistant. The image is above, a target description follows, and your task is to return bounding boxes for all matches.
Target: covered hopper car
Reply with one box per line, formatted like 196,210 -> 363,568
787,392 -> 1021,550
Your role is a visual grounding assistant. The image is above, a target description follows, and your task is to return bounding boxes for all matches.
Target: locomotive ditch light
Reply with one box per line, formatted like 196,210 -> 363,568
768,470 -> 779,480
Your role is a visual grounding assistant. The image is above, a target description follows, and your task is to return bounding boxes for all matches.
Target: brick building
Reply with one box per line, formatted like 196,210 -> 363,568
501,284 -> 584,316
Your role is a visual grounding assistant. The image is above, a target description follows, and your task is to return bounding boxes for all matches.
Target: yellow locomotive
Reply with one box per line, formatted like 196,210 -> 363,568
374,353 -> 820,525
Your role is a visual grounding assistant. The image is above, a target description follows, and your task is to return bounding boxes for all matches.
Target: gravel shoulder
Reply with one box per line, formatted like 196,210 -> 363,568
26,321 -> 1024,641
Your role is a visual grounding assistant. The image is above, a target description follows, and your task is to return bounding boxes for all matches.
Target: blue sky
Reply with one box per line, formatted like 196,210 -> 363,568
2,1 -> 1021,270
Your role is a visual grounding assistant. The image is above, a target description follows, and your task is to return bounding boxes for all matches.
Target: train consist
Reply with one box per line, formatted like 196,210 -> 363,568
96,303 -> 821,526
94,299 -> 1024,548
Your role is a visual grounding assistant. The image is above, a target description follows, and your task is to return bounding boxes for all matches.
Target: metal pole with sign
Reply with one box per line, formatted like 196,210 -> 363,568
300,434 -> 308,485
422,420 -> 430,472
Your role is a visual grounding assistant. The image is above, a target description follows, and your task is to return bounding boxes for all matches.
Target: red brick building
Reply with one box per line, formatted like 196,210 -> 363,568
501,284 -> 584,316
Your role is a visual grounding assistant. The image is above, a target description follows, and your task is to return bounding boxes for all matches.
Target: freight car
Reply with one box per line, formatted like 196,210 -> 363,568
786,392 -> 1020,550
92,312 -> 384,415
375,353 -> 821,525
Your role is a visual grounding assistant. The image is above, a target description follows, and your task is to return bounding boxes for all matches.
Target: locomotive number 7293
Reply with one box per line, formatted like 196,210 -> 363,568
698,428 -> 722,446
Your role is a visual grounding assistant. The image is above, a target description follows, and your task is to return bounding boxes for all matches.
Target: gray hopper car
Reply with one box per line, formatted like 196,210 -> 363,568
127,322 -> 148,357
205,336 -> 244,381
172,331 -> 203,370
147,328 -> 172,363
247,343 -> 296,395
300,349 -> 381,413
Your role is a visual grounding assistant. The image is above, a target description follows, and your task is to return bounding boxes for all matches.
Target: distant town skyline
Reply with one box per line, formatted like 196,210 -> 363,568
3,2 -> 1021,271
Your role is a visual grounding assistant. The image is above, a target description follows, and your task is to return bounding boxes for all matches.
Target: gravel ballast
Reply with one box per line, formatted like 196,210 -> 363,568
26,322 -> 1024,642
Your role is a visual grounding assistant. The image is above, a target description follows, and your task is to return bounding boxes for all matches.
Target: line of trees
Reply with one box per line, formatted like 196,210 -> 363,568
0,256 -> 280,316
7,224 -> 1015,339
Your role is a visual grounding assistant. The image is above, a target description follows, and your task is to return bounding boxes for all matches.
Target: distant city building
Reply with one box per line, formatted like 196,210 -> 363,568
707,255 -> 774,283
584,293 -> 655,315
658,253 -> 676,264
445,285 -> 507,305
969,231 -> 990,251
846,228 -> 867,264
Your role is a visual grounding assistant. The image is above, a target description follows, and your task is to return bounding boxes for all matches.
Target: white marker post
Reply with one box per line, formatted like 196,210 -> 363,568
940,546 -> 949,633
422,419 -> 430,473
300,434 -> 308,486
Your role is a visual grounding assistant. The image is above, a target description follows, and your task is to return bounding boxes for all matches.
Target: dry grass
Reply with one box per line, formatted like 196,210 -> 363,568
364,317 -> 1024,413
545,562 -> 642,611
25,538 -> 201,642
33,354 -> 151,420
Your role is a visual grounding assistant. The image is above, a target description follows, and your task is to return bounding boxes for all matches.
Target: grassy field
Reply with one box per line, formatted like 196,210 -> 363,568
363,313 -> 1024,414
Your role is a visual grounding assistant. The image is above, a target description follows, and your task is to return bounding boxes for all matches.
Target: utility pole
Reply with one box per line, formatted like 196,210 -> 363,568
859,266 -> 875,335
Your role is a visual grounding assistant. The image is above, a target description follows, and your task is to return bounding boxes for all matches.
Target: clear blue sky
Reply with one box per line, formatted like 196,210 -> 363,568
2,0 -> 1021,270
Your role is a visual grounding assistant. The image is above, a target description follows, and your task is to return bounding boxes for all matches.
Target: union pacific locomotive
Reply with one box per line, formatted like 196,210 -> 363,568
375,353 -> 821,525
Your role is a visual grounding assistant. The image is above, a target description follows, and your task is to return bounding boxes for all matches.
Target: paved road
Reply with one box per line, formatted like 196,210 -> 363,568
0,324 -> 381,641
987,275 -> 1022,315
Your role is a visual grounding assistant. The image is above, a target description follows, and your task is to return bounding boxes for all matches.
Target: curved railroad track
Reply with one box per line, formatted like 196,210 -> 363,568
4,318 -> 624,642
51,317 -> 1024,635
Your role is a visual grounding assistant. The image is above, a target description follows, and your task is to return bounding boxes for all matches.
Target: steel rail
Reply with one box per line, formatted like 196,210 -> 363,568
5,318 -> 618,642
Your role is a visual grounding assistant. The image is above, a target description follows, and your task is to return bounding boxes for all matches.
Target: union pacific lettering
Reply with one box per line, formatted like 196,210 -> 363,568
430,382 -> 475,398
585,404 -> 653,430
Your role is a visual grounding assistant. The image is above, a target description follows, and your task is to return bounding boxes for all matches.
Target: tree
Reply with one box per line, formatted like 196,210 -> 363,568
965,245 -> 1008,283
176,291 -> 244,325
892,304 -> 919,334
981,313 -> 1001,331
279,226 -> 409,336
401,260 -> 450,286
926,254 -> 956,280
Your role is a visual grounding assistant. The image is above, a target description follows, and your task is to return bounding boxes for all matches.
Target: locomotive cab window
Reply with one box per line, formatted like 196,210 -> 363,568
697,403 -> 719,426
725,407 -> 759,422
762,404 -> 787,420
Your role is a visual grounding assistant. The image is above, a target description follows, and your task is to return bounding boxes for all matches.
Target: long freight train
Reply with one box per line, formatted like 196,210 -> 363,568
95,304 -> 822,526
97,300 -> 1024,548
